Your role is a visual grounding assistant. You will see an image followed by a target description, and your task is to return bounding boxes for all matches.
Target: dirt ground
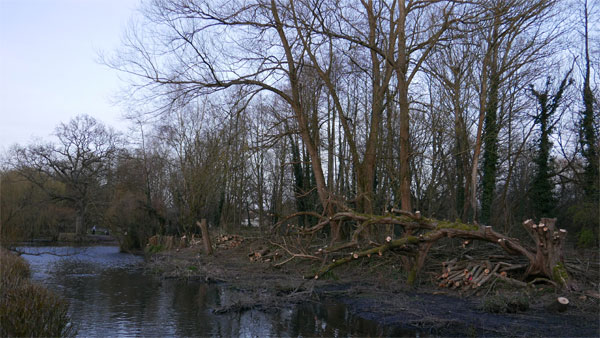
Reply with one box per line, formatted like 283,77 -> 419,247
144,232 -> 600,337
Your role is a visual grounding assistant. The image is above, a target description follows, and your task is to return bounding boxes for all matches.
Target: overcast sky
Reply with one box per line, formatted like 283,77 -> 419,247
0,0 -> 141,153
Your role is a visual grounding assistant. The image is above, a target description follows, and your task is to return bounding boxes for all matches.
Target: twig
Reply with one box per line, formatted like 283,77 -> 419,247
269,240 -> 321,267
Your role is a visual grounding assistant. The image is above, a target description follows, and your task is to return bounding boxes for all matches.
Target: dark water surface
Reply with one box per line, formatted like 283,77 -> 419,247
20,245 -> 403,337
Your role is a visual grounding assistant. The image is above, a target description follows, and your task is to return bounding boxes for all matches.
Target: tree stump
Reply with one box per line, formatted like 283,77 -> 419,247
546,297 -> 569,312
179,235 -> 188,249
522,218 -> 570,287
164,236 -> 174,250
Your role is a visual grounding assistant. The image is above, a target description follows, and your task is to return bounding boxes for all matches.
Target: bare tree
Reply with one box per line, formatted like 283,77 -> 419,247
473,0 -> 561,225
12,115 -> 120,235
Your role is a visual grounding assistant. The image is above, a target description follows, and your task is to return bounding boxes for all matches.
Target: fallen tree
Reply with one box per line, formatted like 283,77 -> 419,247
274,210 -> 571,289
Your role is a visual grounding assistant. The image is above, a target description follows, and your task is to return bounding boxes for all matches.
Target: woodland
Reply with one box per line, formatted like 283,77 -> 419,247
1,0 -> 599,288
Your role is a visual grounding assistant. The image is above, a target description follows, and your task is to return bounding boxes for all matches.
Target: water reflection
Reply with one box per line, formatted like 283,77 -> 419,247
20,246 -> 407,337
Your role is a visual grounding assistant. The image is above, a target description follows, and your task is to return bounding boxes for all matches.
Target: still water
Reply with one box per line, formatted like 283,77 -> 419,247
20,245 -> 399,337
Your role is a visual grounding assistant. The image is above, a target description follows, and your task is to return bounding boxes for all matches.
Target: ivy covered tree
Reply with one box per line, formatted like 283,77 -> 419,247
480,67 -> 501,225
580,0 -> 599,205
528,72 -> 572,219
571,0 -> 599,247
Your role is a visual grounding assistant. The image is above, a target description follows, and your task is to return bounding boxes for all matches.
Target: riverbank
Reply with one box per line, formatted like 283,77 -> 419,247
57,232 -> 118,244
0,248 -> 76,337
145,232 -> 600,337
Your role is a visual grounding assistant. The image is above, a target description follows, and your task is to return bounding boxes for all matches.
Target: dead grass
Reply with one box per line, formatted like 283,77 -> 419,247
0,247 -> 76,337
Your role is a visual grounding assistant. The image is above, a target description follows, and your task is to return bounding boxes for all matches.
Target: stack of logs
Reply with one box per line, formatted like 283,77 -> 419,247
438,259 -> 527,291
147,233 -> 244,251
215,234 -> 244,250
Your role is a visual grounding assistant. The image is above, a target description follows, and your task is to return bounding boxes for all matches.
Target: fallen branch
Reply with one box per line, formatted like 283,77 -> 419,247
277,210 -> 570,289
270,240 -> 321,267
271,211 -> 328,233
492,273 -> 529,288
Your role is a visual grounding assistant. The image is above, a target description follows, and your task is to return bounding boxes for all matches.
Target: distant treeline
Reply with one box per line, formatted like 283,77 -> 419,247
1,0 -> 598,249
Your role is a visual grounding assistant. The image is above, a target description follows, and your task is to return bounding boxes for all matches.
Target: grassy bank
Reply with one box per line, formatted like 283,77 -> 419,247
0,248 -> 76,337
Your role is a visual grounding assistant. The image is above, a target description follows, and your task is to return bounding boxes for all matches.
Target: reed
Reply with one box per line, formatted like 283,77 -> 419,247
0,248 -> 76,337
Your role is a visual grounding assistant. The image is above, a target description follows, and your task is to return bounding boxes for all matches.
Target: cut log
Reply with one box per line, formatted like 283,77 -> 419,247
473,264 -> 501,288
499,263 -> 528,272
493,272 -> 528,287
448,271 -> 465,282
546,297 -> 569,313
249,248 -> 270,259
257,248 -> 270,257
472,265 -> 485,282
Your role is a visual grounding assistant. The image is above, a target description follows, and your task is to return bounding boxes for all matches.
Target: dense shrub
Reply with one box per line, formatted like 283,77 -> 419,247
566,203 -> 599,237
577,228 -> 597,248
0,248 -> 76,337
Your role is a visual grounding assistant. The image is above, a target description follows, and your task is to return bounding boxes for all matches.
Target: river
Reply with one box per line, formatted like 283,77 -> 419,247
19,245 -> 405,337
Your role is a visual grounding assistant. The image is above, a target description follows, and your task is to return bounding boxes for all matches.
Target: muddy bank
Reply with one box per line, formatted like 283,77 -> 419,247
145,239 -> 599,337
331,285 -> 598,337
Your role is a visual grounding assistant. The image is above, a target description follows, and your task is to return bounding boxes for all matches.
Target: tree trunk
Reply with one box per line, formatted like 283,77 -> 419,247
75,212 -> 83,236
271,1 -> 337,240
75,201 -> 85,236
396,2 -> 411,213
197,219 -> 213,255
398,79 -> 412,212
480,58 -> 500,225
581,0 -> 599,203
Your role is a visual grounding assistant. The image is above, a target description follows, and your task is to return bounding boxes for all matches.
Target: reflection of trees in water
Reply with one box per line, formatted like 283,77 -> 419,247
48,255 -> 169,336
287,302 -> 387,337
29,247 -> 397,336
170,282 -> 215,335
